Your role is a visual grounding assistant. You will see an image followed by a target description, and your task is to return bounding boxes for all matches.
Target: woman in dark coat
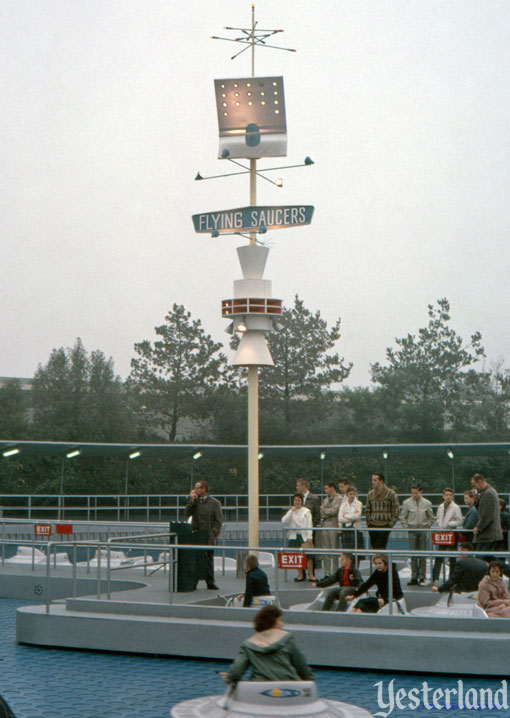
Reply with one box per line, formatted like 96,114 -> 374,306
346,554 -> 403,613
221,605 -> 313,683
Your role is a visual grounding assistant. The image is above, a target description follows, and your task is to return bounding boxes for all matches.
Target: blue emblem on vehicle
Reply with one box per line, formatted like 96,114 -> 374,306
260,688 -> 301,698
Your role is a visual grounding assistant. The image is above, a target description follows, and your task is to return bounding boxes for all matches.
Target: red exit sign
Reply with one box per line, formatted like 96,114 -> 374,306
278,552 -> 306,569
432,532 -> 456,546
34,524 -> 52,537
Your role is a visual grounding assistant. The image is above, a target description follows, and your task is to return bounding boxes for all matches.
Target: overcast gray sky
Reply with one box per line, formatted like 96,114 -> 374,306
1,0 -> 509,387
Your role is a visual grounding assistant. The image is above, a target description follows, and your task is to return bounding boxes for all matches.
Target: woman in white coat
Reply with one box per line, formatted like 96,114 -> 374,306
282,493 -> 315,581
338,485 -> 363,553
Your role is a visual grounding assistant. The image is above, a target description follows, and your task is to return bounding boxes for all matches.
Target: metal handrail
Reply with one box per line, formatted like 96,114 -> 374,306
2,491 -> 495,522
2,533 -> 508,618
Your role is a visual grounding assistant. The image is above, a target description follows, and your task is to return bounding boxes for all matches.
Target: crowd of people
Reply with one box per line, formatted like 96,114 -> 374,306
279,472 -> 510,614
185,473 -> 510,617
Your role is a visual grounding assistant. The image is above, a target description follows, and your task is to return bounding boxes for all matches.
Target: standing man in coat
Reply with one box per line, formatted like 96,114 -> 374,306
316,482 -> 342,578
400,484 -> 434,585
296,478 -> 321,527
471,473 -> 502,552
365,473 -> 400,550
186,480 -> 223,590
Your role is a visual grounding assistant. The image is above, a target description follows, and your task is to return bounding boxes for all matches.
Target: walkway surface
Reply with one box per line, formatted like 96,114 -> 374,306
2,598 -> 509,718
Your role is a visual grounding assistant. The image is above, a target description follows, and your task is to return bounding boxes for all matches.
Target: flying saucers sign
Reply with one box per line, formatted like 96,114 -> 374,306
192,205 -> 314,235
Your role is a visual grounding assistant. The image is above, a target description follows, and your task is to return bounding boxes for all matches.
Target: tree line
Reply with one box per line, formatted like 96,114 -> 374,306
1,297 -> 509,496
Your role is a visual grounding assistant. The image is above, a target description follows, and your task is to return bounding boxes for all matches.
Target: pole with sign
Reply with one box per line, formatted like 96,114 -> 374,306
193,7 -> 314,552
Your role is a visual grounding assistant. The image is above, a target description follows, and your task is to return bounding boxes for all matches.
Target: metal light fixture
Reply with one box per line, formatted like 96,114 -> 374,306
320,452 -> 326,461
129,450 -> 142,460
2,447 -> 20,458
237,319 -> 248,333
382,451 -> 388,460
257,452 -> 264,460
66,449 -> 81,459
447,450 -> 454,460
193,451 -> 203,460
214,76 -> 287,159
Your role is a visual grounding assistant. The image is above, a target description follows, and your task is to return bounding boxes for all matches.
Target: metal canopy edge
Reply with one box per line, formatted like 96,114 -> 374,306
1,440 -> 509,459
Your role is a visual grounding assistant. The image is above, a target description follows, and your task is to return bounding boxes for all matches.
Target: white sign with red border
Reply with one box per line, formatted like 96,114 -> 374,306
34,524 -> 52,537
432,531 -> 456,546
278,552 -> 306,569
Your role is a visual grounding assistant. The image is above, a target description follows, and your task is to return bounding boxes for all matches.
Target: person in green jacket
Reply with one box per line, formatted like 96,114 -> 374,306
221,605 -> 314,684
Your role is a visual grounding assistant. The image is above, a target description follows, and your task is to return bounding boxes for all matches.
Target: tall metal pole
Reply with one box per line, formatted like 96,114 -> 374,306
247,3 -> 259,552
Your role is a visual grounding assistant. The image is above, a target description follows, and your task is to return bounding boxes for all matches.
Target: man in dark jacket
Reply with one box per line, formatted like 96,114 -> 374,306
185,480 -> 223,589
296,478 -> 321,527
311,552 -> 362,611
432,542 -> 488,594
471,473 -> 503,551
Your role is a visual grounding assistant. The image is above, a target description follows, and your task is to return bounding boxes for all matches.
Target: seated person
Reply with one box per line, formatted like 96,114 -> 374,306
477,561 -> 510,617
346,554 -> 403,613
221,605 -> 314,683
311,552 -> 362,611
432,542 -> 487,594
235,555 -> 271,607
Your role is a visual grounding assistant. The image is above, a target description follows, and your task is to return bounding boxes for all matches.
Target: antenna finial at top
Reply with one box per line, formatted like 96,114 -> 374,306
211,6 -> 296,73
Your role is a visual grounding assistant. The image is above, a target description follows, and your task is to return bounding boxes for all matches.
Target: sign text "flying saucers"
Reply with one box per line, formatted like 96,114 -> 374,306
192,205 -> 314,235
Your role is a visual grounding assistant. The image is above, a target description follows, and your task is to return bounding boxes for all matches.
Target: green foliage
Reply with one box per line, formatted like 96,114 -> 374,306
0,379 -> 28,438
370,298 -> 485,441
129,304 -> 230,441
2,295 -> 510,498
31,338 -> 132,442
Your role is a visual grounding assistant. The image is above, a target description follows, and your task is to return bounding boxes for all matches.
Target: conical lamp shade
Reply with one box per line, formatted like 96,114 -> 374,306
233,332 -> 274,367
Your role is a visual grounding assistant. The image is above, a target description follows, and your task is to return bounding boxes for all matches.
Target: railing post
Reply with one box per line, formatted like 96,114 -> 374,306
387,550 -> 393,615
168,544 -> 174,604
45,541 -> 52,614
107,544 -> 111,600
72,544 -> 77,596
97,543 -> 102,598
274,548 -> 280,605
